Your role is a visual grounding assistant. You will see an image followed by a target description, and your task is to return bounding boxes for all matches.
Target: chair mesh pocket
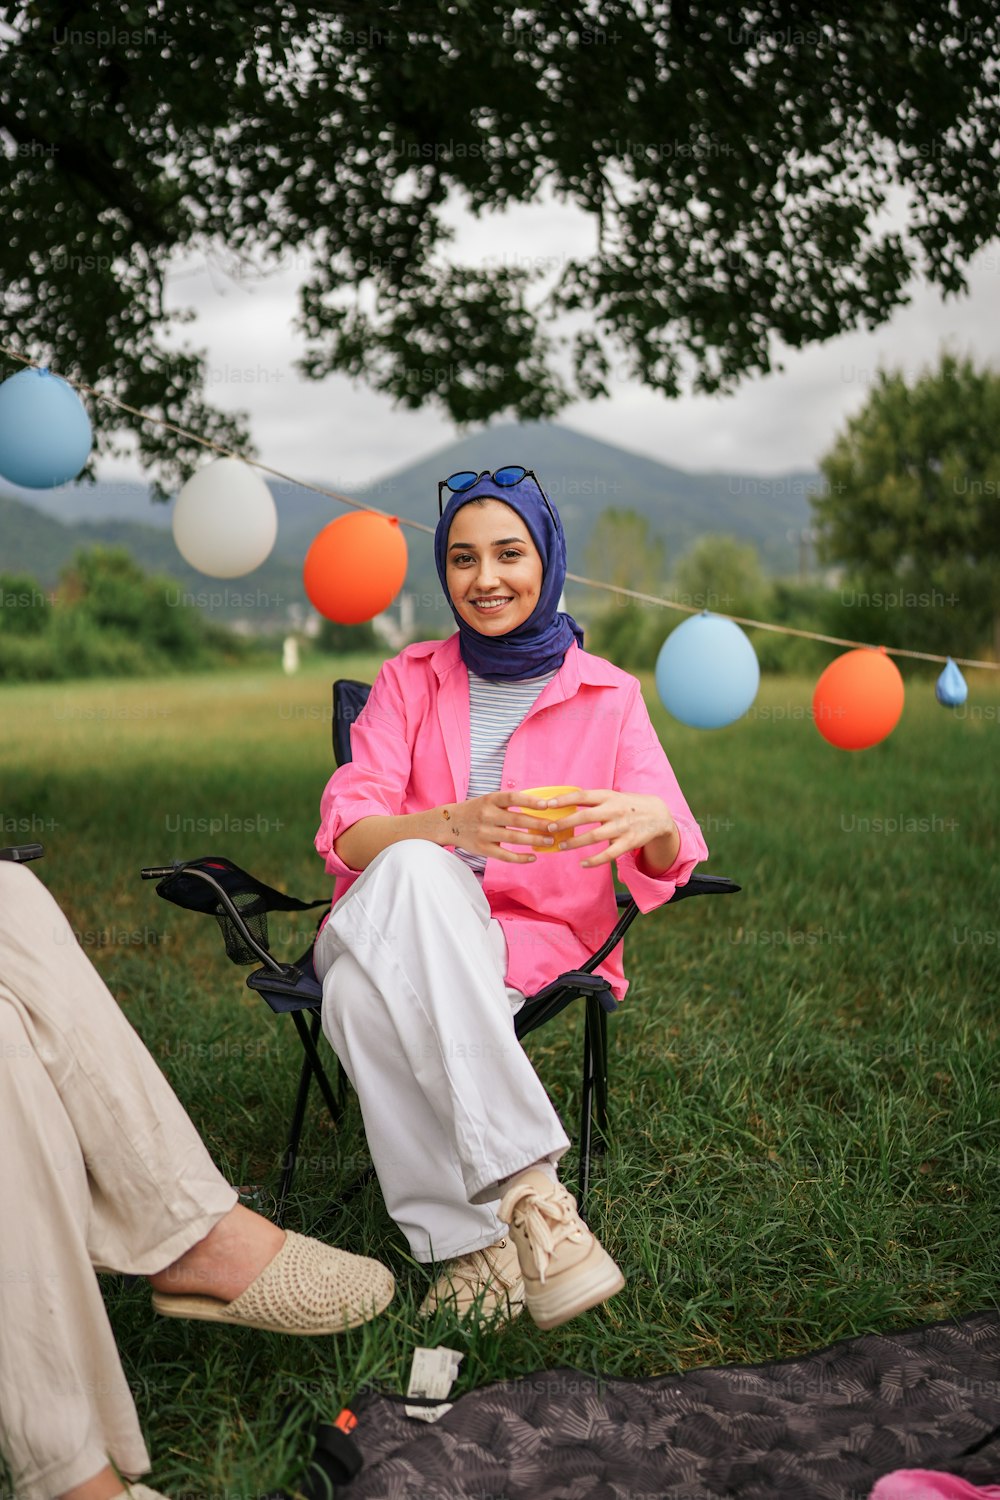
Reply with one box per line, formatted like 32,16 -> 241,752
213,890 -> 269,964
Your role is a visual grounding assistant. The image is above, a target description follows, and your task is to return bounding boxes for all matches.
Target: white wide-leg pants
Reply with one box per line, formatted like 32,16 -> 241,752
0,861 -> 237,1500
314,841 -> 570,1262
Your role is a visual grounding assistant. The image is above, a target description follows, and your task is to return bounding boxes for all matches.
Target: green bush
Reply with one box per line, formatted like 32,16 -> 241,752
0,550 -> 249,681
0,611 -> 151,681
315,615 -> 379,653
0,631 -> 58,681
51,607 -> 156,678
64,547 -> 213,665
0,572 -> 52,637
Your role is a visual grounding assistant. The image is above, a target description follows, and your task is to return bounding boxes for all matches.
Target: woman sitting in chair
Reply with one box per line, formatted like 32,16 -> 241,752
314,466 -> 707,1329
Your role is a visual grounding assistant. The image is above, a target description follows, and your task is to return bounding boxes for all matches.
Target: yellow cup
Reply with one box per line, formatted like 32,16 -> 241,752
516,785 -> 582,852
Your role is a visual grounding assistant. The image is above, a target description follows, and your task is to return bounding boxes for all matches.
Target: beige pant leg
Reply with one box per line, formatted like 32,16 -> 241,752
0,862 -> 237,1498
0,998 -> 150,1500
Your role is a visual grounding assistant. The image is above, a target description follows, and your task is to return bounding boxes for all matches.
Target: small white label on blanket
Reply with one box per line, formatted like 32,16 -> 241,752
404,1345 -> 464,1422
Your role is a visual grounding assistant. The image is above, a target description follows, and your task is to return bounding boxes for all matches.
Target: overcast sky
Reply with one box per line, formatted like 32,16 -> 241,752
105,191 -> 1000,493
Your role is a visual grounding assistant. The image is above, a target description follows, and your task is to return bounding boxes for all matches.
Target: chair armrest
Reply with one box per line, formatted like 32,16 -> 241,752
0,843 -> 44,862
141,855 -> 328,970
141,857 -> 287,973
615,873 -> 740,908
666,872 -> 741,902
515,972 -> 617,1041
247,955 -> 323,1014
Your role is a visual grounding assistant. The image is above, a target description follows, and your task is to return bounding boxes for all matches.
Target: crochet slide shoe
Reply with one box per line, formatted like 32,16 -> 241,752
151,1230 -> 395,1334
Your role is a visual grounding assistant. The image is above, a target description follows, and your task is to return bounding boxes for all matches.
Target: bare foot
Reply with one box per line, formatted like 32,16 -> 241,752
58,1464 -> 123,1500
147,1203 -> 285,1304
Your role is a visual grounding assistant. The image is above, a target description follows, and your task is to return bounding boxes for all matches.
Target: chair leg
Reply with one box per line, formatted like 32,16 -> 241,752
577,997 -> 612,1217
593,1004 -> 610,1145
578,998 -> 596,1216
275,1012 -> 344,1227
294,1010 -> 344,1128
276,1040 -> 315,1227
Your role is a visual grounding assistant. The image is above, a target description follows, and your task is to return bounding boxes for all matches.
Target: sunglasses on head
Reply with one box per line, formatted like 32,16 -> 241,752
437,465 -> 558,529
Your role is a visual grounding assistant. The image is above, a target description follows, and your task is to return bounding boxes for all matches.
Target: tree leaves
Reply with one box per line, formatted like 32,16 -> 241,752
2,2 -> 997,490
815,353 -> 1000,659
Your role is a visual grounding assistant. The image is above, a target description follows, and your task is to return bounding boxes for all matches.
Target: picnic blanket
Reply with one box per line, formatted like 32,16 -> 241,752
332,1310 -> 1000,1499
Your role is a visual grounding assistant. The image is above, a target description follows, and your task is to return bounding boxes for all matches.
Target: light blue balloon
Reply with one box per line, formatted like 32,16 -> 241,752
0,367 -> 93,488
935,657 -> 968,707
656,611 -> 760,729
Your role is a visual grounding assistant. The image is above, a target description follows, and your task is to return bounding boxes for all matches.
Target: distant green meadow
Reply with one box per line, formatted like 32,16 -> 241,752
2,655 -> 998,1497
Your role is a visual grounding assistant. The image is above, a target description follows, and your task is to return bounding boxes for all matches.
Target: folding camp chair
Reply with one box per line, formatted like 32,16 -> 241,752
143,678 -> 740,1224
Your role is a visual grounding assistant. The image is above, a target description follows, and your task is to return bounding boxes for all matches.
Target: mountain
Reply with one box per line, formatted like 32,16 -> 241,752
1,421 -> 821,629
0,496 -> 307,627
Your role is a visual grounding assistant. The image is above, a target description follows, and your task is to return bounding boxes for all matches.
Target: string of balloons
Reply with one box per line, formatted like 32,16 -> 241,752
0,359 -> 991,751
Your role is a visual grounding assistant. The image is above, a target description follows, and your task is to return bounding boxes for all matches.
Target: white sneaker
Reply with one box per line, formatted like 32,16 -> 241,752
498,1169 -> 624,1330
418,1235 -> 525,1323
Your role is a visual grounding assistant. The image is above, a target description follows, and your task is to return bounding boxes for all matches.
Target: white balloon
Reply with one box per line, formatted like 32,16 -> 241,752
172,458 -> 277,578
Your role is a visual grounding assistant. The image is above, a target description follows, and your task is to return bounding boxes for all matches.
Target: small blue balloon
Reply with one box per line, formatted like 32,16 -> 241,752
655,611 -> 760,729
935,657 -> 968,707
0,367 -> 93,488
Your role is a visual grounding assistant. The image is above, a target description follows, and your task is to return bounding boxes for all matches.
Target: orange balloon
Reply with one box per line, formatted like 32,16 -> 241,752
303,511 -> 408,624
812,647 -> 904,750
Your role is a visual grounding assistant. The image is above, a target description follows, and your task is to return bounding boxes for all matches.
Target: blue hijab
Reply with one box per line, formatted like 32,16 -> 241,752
433,471 -> 585,681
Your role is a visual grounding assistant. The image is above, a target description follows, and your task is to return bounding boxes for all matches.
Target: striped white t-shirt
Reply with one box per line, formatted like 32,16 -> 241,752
454,667 -> 558,877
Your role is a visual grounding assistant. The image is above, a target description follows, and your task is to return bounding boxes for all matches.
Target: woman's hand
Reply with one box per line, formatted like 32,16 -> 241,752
536,789 -> 678,870
438,792 -> 563,863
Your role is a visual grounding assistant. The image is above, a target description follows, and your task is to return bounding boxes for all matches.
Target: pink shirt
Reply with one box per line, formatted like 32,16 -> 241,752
314,634 -> 708,1002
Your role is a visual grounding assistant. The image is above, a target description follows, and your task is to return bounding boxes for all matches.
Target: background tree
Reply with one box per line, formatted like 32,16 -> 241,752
2,3 -> 998,493
671,535 -> 767,617
583,508 -> 667,600
814,353 -> 1000,660
583,507 -> 668,670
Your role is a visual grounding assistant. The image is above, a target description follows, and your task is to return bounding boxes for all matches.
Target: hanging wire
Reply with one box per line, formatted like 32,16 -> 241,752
1,342 -> 996,672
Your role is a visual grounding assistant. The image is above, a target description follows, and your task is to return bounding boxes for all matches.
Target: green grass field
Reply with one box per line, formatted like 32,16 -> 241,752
2,654 -> 999,1497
